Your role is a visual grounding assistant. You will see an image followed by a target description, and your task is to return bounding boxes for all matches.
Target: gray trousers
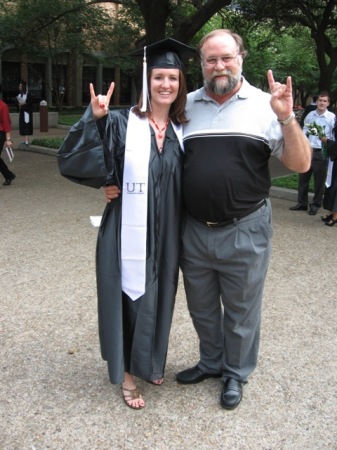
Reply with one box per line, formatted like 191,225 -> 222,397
181,199 -> 273,382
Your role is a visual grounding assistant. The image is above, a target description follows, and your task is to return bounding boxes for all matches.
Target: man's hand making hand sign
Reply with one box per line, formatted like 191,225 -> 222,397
267,69 -> 293,122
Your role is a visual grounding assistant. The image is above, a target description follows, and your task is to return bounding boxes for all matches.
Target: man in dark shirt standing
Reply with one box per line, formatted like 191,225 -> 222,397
299,95 -> 317,128
176,29 -> 311,410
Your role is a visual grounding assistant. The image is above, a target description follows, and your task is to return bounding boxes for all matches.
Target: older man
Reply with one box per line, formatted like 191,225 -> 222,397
176,29 -> 311,410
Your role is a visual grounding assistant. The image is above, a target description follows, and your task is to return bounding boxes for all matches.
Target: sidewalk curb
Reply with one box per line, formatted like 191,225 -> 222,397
18,144 -> 59,157
270,186 -> 297,201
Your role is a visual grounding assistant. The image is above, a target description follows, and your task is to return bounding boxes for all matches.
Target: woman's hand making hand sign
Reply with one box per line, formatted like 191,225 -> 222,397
90,82 -> 115,121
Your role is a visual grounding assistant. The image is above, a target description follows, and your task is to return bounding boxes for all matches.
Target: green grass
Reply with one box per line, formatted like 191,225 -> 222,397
57,114 -> 82,126
271,174 -> 314,192
31,137 -> 64,148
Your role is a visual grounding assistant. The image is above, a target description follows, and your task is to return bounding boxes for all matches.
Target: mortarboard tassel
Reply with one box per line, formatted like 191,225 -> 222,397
141,46 -> 148,112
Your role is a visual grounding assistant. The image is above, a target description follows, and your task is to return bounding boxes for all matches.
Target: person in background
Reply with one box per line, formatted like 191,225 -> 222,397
321,117 -> 337,226
0,84 -> 16,186
300,95 -> 317,128
17,80 -> 33,146
58,39 -> 194,410
176,29 -> 311,410
290,91 -> 335,215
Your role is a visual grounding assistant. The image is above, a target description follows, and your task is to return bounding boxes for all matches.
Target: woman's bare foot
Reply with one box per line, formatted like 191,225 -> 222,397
121,372 -> 145,409
148,378 -> 164,385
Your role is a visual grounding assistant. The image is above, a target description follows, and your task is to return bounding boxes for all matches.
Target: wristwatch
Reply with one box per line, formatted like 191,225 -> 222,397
277,112 -> 295,126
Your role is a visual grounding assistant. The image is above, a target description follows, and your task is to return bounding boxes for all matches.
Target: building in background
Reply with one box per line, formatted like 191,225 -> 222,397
0,4 -> 134,110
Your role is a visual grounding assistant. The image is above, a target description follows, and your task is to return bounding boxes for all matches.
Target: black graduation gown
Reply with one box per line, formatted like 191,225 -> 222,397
17,92 -> 33,136
58,106 -> 183,384
323,140 -> 337,211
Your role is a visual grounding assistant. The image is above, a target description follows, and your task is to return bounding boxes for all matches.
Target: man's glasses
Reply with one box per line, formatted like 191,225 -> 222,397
202,54 -> 241,66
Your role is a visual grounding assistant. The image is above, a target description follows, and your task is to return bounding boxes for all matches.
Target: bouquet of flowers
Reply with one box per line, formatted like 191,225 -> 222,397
305,121 -> 326,138
305,121 -> 329,158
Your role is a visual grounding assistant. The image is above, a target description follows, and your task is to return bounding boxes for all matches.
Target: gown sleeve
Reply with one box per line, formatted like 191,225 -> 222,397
57,105 -> 125,189
326,139 -> 337,161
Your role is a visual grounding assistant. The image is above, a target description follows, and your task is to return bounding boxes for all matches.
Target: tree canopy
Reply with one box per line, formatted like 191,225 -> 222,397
0,0 -> 336,105
237,0 -> 337,100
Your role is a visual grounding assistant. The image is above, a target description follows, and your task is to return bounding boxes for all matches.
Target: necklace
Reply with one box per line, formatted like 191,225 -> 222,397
150,116 -> 170,139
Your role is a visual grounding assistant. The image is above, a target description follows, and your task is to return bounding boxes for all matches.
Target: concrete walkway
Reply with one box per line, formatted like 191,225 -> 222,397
1,129 -> 336,449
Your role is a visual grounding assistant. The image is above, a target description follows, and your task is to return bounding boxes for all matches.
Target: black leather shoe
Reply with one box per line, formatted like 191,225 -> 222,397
289,204 -> 307,211
176,366 -> 222,384
308,208 -> 318,215
220,378 -> 243,410
3,174 -> 16,186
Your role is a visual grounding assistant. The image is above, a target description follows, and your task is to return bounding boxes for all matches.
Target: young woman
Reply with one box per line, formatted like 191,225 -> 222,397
58,39 -> 194,409
17,80 -> 33,146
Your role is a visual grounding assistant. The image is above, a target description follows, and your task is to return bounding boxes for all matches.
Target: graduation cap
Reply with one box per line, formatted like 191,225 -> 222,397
129,38 -> 196,111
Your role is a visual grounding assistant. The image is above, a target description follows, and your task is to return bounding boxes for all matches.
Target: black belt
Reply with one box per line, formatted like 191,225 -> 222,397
313,148 -> 322,152
193,199 -> 267,228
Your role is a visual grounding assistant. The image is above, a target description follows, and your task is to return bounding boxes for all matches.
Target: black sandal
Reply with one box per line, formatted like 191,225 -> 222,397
321,214 -> 333,222
325,219 -> 337,227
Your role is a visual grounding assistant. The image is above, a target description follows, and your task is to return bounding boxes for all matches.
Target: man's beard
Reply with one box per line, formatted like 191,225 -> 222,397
204,69 -> 241,95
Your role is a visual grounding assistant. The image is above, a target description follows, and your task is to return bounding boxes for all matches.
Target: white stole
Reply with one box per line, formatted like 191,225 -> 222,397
17,93 -> 27,105
326,158 -> 334,188
121,111 -> 151,300
121,110 -> 183,301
